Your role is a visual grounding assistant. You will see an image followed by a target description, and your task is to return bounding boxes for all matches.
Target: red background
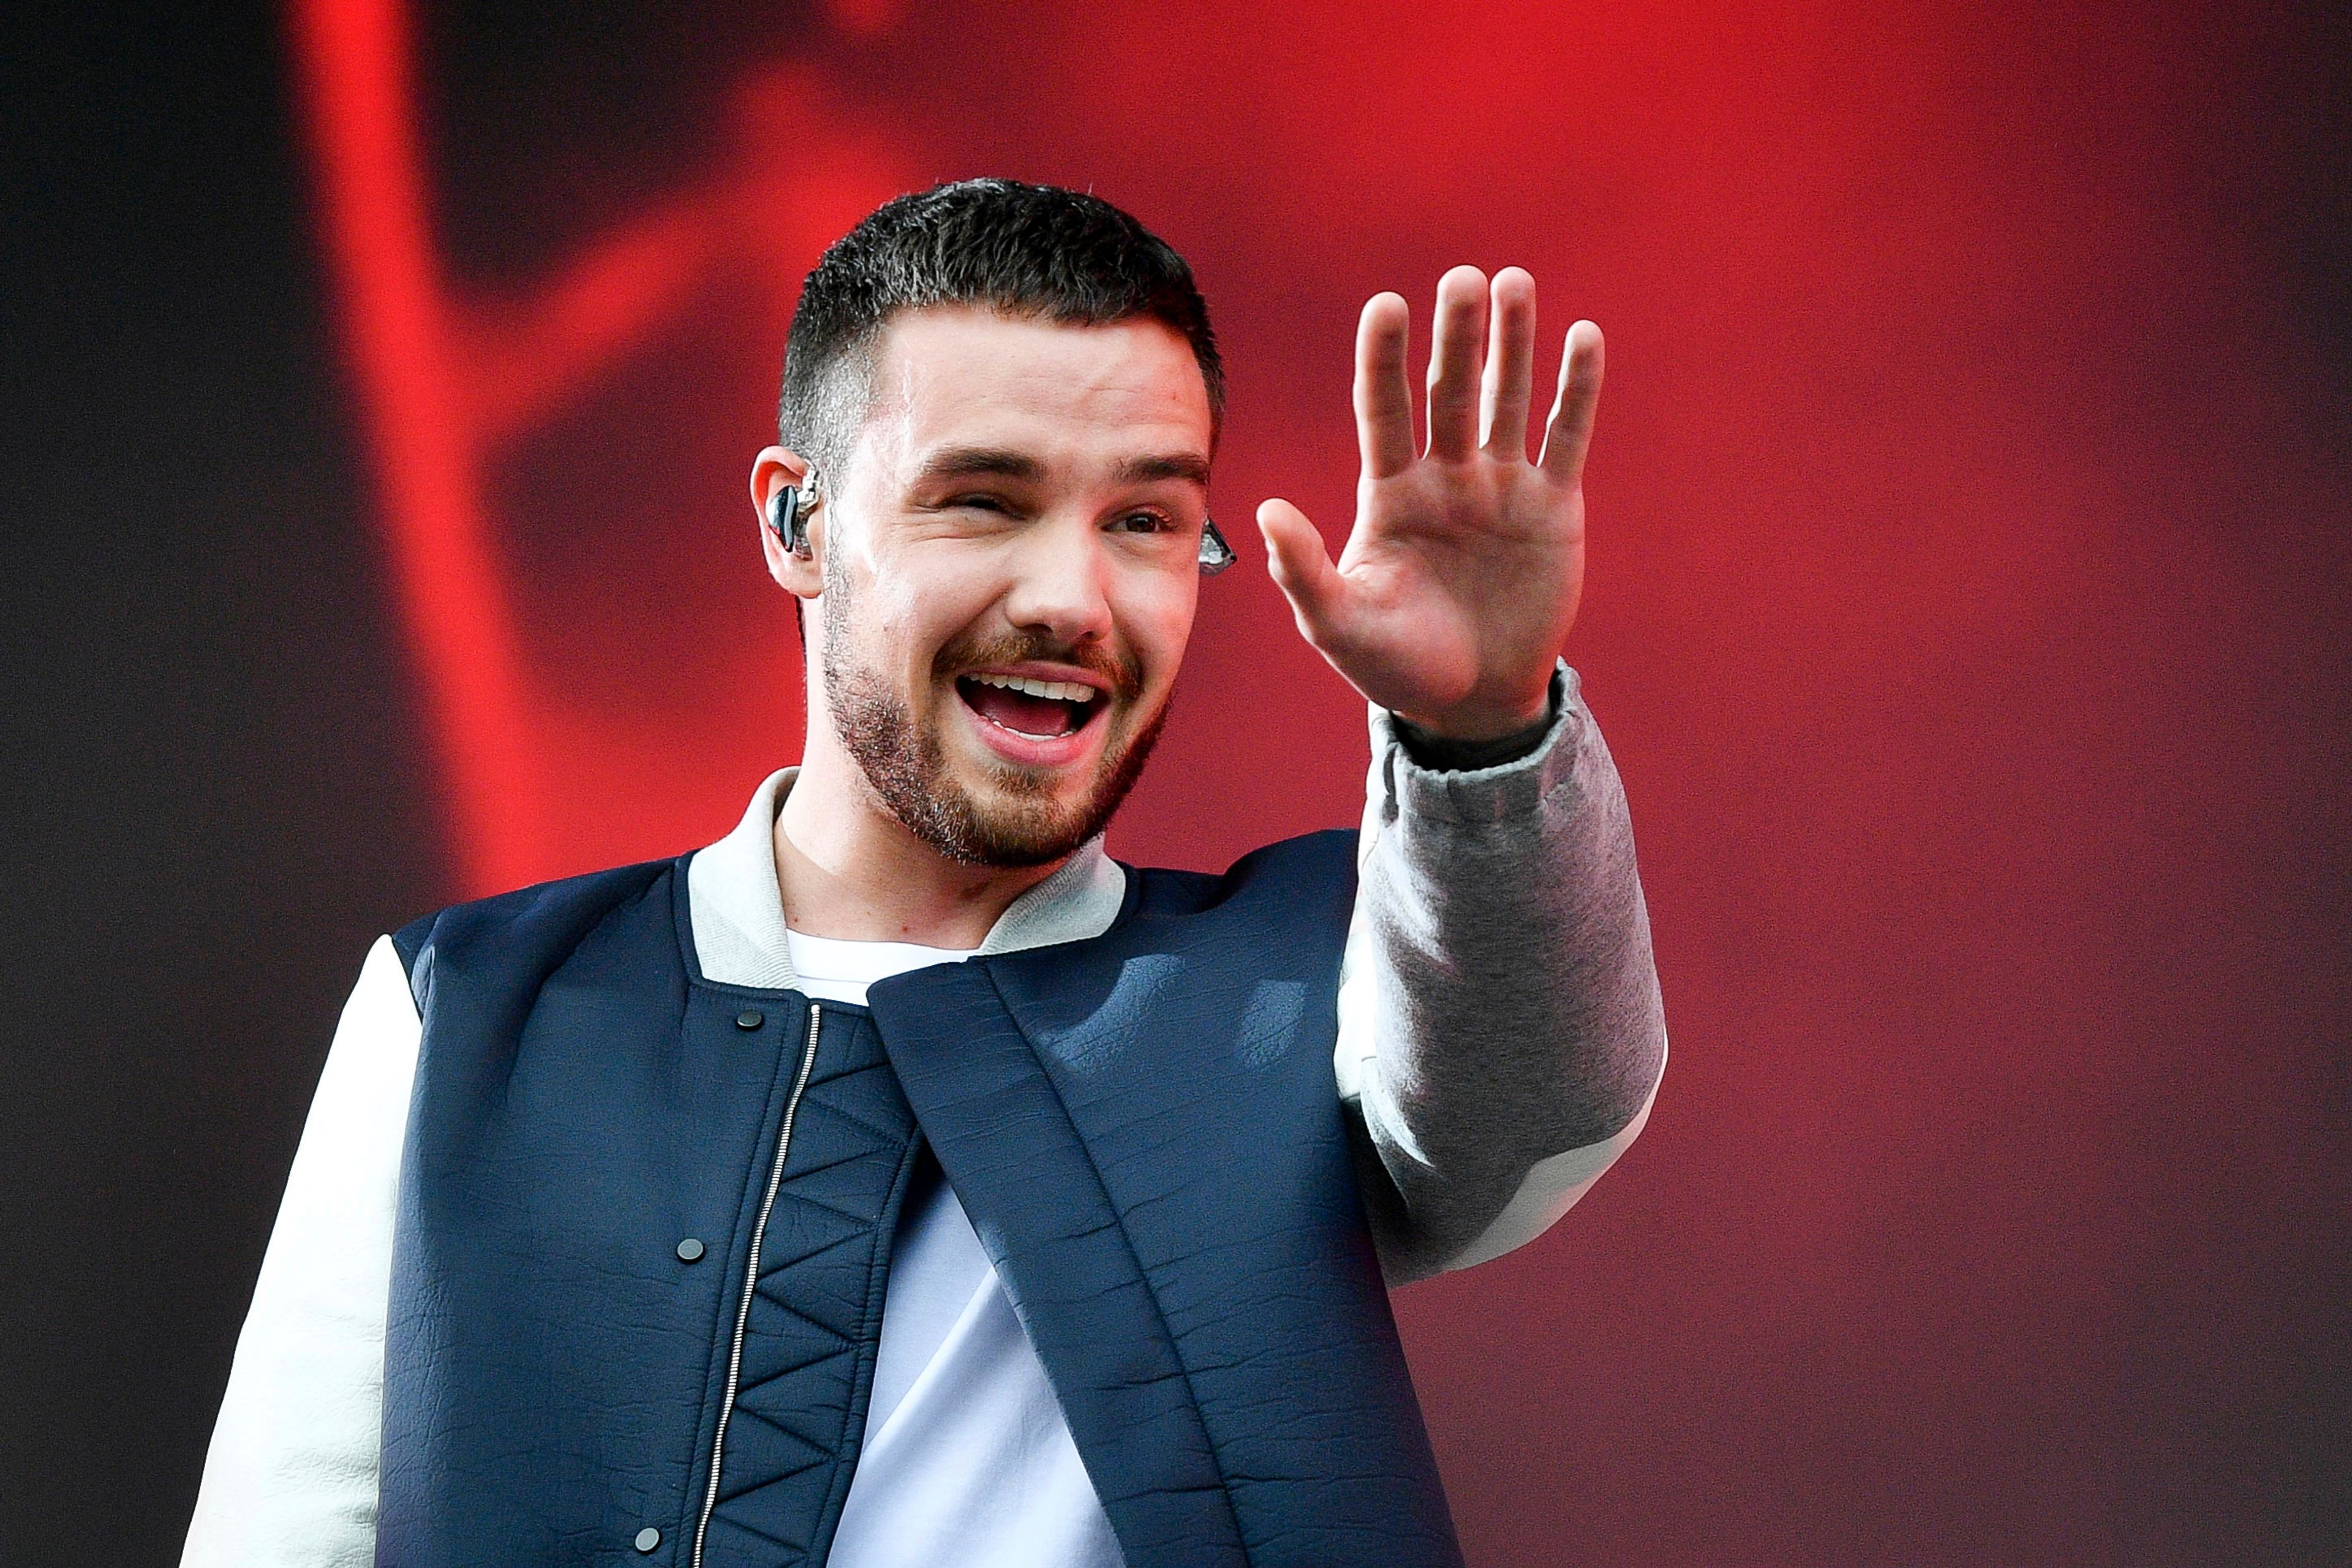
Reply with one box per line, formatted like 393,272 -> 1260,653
4,1 -> 2343,1562
298,0 -> 2351,1559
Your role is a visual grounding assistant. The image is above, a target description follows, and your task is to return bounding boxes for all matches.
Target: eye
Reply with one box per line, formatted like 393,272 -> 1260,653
946,493 -> 1011,514
1112,509 -> 1175,535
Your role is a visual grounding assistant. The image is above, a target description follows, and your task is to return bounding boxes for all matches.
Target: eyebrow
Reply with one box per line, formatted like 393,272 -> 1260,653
914,447 -> 1046,484
1114,452 -> 1213,488
911,446 -> 1212,490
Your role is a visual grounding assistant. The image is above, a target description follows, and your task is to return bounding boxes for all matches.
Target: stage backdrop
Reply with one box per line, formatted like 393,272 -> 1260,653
2,1 -> 2343,1564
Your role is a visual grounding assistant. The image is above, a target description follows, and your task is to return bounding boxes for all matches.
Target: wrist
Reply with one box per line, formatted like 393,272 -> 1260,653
1391,685 -> 1554,747
1391,670 -> 1562,770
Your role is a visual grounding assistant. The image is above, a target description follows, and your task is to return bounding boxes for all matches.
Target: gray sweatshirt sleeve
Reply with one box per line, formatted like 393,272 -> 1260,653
1335,661 -> 1668,1284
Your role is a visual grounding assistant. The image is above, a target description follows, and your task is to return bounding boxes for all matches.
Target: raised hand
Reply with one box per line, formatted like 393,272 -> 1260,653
1256,266 -> 1603,741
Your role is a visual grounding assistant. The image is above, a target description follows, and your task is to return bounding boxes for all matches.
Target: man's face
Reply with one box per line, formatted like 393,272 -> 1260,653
812,306 -> 1213,867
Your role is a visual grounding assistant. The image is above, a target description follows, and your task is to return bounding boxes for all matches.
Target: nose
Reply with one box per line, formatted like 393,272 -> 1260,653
1000,514 -> 1115,649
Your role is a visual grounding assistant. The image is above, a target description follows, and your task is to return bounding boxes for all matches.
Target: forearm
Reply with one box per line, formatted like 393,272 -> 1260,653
1340,662 -> 1667,1282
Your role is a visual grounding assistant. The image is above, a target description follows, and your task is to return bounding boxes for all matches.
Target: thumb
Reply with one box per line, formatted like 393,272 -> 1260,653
1256,498 -> 1347,649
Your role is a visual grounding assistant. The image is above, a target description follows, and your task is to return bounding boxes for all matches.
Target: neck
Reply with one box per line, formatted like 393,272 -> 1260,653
773,737 -> 1065,948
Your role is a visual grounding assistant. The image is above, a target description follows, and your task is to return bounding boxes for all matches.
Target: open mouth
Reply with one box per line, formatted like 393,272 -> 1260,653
955,672 -> 1105,741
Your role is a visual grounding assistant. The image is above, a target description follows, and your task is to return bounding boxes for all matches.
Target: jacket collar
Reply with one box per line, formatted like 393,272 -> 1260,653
685,767 -> 1129,990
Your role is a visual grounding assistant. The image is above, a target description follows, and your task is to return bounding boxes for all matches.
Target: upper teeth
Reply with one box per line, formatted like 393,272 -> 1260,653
971,673 -> 1095,703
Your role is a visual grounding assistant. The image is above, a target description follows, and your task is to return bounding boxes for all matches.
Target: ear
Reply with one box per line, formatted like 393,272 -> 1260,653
750,445 -> 824,600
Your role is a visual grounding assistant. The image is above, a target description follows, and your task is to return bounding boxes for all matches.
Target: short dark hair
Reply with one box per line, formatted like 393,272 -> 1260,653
778,179 -> 1224,478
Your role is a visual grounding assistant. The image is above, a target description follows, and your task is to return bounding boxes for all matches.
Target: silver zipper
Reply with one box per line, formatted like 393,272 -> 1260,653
692,1001 -> 823,1568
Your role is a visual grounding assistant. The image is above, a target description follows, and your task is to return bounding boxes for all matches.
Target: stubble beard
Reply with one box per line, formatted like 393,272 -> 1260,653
820,569 -> 1168,869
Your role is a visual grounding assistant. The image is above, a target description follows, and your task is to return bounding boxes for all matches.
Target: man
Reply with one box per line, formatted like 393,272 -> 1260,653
186,179 -> 1665,1568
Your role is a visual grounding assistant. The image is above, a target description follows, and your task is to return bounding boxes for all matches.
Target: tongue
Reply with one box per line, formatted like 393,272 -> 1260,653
965,681 -> 1079,737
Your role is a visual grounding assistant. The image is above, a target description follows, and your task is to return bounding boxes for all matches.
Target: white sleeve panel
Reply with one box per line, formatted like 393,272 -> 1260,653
182,935 -> 413,1568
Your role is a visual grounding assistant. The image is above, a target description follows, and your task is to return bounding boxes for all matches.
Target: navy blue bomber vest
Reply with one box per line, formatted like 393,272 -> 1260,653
377,829 -> 1463,1568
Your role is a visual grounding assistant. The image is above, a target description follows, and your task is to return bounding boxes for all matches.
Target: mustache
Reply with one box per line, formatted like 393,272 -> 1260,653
935,631 -> 1144,702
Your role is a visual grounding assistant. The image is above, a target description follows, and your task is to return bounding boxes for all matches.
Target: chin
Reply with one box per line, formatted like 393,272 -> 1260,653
954,790 -> 1104,865
932,724 -> 1148,866
831,653 -> 1170,870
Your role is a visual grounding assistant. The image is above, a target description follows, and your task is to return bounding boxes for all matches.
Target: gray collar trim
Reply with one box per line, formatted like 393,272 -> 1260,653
685,768 -> 1130,990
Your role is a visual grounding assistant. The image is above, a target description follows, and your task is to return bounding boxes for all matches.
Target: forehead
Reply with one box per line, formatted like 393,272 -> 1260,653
850,306 -> 1213,481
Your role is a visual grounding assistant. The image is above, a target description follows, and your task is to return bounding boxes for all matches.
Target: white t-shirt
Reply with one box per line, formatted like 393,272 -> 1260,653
783,929 -> 1126,1568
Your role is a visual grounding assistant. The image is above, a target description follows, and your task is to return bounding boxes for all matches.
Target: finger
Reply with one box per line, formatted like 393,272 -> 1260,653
1353,293 -> 1415,480
1480,266 -> 1537,459
1256,497 -> 1348,649
1425,265 -> 1488,461
1538,319 -> 1606,483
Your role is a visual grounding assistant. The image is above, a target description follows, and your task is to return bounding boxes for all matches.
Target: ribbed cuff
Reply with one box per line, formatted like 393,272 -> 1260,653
1371,662 -> 1587,826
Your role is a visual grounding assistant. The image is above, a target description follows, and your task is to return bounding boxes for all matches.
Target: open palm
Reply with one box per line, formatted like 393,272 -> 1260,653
1257,266 -> 1604,741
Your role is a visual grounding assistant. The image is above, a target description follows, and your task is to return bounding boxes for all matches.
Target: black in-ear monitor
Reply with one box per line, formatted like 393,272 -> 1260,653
767,483 -> 813,559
